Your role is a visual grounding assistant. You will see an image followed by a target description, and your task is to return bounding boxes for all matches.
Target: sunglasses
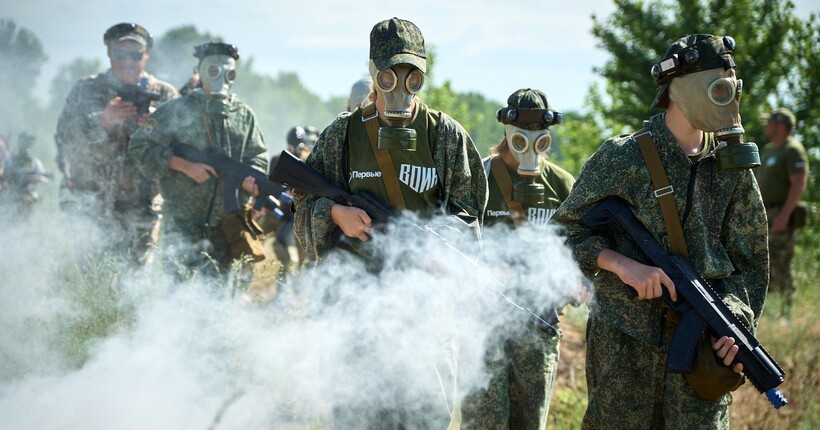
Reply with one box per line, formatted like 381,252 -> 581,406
112,48 -> 145,61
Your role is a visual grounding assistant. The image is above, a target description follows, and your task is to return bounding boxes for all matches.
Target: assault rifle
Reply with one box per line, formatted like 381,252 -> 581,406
269,149 -> 563,335
172,143 -> 291,217
117,84 -> 161,115
581,197 -> 787,409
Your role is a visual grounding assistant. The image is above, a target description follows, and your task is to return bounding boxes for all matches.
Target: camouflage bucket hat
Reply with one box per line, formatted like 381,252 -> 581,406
497,88 -> 561,131
370,18 -> 426,73
762,107 -> 796,129
651,34 -> 736,108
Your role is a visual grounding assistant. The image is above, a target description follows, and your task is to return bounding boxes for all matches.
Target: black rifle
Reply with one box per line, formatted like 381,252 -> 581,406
172,143 -> 290,216
269,149 -> 562,335
581,197 -> 787,409
117,84 -> 161,115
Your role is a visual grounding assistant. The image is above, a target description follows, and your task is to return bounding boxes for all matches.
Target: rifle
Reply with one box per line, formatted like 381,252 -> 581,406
581,197 -> 787,409
269,149 -> 562,335
172,143 -> 291,217
117,83 -> 161,116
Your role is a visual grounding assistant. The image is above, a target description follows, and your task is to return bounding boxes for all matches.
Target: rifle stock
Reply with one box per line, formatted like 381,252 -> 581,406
582,197 -> 787,409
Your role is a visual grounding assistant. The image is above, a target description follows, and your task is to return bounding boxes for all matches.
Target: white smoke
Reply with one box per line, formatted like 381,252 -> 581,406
0,210 -> 581,429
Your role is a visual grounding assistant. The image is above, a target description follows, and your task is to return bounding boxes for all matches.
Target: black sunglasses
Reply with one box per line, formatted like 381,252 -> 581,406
112,48 -> 145,61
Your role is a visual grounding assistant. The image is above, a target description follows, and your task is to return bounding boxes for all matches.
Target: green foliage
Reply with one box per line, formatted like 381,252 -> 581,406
146,25 -> 221,88
0,18 -> 47,139
591,0 -> 798,143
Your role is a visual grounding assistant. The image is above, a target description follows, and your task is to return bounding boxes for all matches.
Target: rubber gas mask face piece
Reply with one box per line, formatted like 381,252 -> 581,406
198,55 -> 237,118
369,61 -> 423,151
669,68 -> 759,171
505,124 -> 550,206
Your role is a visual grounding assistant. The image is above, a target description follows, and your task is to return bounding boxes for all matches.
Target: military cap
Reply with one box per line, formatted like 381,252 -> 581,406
104,23 -> 153,48
370,18 -> 426,73
762,107 -> 796,129
194,42 -> 240,61
651,34 -> 736,108
497,88 -> 562,131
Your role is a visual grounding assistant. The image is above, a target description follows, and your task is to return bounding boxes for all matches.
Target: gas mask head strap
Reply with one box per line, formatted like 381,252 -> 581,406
652,35 -> 736,85
496,108 -> 562,129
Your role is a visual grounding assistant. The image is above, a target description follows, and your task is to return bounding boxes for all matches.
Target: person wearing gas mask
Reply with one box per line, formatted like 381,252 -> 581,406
293,17 -> 486,260
552,34 -> 768,428
264,126 -> 318,274
56,22 -> 178,263
754,108 -> 809,317
129,42 -> 267,278
460,89 -> 574,429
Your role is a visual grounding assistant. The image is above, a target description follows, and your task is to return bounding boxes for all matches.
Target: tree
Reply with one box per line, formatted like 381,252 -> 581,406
0,18 -> 47,137
591,0 -> 799,143
147,25 -> 220,89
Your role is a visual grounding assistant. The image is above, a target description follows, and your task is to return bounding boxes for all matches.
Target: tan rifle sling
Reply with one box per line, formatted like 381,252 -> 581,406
360,103 -> 406,211
633,129 -> 689,258
489,154 -> 526,227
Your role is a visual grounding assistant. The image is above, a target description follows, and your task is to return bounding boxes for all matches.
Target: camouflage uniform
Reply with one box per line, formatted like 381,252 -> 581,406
292,100 -> 487,259
128,89 -> 267,275
56,69 -> 178,260
754,136 -> 810,312
552,113 -> 768,429
461,156 -> 573,429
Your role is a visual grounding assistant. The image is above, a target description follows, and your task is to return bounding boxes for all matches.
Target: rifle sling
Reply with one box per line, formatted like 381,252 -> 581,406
489,154 -> 525,226
361,103 -> 406,211
633,128 -> 689,258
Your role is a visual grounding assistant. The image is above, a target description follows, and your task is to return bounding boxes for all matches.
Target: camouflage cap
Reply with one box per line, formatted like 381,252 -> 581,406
651,34 -> 736,108
104,23 -> 153,48
762,107 -> 796,129
370,18 -> 426,73
194,42 -> 240,61
497,88 -> 561,131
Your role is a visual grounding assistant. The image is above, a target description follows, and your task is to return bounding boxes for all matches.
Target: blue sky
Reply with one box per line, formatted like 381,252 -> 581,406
6,0 -> 818,111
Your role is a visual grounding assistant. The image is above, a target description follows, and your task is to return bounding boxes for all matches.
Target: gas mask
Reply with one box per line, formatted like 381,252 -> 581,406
369,61 -> 424,151
669,68 -> 758,171
497,106 -> 562,206
198,55 -> 237,118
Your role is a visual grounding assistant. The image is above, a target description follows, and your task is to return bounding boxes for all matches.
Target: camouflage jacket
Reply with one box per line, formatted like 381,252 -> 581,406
552,113 -> 768,344
293,101 -> 488,259
128,90 -> 267,227
56,69 -> 178,210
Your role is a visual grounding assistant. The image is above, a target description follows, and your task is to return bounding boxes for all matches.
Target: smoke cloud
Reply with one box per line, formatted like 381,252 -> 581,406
0,209 -> 581,429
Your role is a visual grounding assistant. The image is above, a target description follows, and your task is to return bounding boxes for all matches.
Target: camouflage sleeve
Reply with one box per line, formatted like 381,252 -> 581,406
128,102 -> 179,179
240,107 -> 268,174
435,113 -> 488,227
552,137 -> 642,278
56,79 -> 108,159
292,113 -> 350,259
718,170 -> 769,331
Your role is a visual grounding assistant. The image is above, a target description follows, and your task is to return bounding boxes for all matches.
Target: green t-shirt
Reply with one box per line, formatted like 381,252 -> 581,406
754,137 -> 809,205
483,155 -> 575,228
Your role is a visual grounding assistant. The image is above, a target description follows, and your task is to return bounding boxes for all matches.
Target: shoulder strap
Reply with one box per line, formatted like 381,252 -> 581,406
489,154 -> 525,226
361,103 -> 406,211
633,128 -> 689,258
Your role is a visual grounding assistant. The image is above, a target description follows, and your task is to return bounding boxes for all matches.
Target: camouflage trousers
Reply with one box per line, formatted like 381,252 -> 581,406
160,218 -> 247,282
461,323 -> 562,430
768,228 -> 797,310
583,316 -> 731,430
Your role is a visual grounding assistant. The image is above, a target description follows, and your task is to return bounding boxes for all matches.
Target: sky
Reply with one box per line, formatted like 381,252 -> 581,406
5,0 -> 818,111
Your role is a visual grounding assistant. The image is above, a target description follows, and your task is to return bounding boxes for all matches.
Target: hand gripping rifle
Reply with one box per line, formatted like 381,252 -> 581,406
269,149 -> 563,335
172,143 -> 291,217
581,196 -> 787,409
117,84 -> 162,116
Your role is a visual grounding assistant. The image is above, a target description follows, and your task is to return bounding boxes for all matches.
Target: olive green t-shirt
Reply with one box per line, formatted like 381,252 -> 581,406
754,137 -> 809,205
484,155 -> 575,228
